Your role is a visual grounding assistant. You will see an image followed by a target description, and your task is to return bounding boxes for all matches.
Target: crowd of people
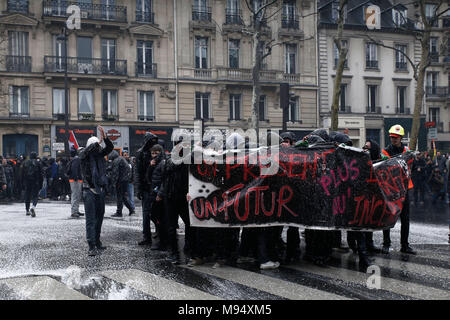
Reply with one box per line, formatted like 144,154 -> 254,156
0,124 -> 448,270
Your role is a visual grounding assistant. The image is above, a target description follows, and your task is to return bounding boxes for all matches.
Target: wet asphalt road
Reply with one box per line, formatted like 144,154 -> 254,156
0,198 -> 448,300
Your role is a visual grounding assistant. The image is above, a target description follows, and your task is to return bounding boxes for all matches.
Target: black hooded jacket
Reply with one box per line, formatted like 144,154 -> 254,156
366,139 -> 381,161
79,138 -> 114,192
135,132 -> 158,193
145,152 -> 166,196
109,151 -> 131,185
159,158 -> 189,199
21,153 -> 43,187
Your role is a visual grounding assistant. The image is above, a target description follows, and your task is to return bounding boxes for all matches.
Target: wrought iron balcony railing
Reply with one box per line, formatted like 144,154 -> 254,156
430,52 -> 439,63
135,62 -> 157,78
9,112 -> 30,118
44,56 -> 127,76
102,113 -> 119,121
366,60 -> 379,69
43,0 -> 127,22
138,115 -> 155,121
396,61 -> 407,70
7,0 -> 29,13
192,6 -> 211,22
339,106 -> 352,113
225,9 -> 244,25
281,14 -> 299,29
6,56 -> 31,72
78,113 -> 95,121
136,10 -> 154,23
426,86 -> 448,97
396,107 -> 410,114
366,106 -> 382,114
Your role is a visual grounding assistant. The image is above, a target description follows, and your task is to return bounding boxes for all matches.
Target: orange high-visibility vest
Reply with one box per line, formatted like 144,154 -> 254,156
382,146 -> 414,189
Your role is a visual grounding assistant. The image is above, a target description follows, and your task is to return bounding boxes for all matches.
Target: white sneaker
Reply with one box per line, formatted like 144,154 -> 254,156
260,261 -> 280,270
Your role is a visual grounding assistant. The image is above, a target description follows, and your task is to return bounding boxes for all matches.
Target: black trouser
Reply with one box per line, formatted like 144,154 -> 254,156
256,227 -> 279,264
215,228 -> 239,261
413,179 -> 425,203
304,229 -> 333,258
24,183 -> 39,212
365,232 -> 375,249
383,193 -> 410,248
116,181 -> 134,214
286,227 -> 300,257
83,188 -> 105,249
239,228 -> 258,258
142,191 -> 153,242
347,231 -> 368,257
165,194 -> 191,255
152,197 -> 167,247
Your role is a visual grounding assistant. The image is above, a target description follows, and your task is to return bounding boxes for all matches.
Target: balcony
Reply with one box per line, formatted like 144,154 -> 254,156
395,61 -> 407,71
218,68 -> 252,81
281,14 -> 299,29
102,113 -> 119,121
396,107 -> 410,115
366,106 -> 381,114
194,68 -> 212,79
426,86 -> 448,98
136,10 -> 154,23
192,6 -> 211,22
283,73 -> 301,83
443,17 -> 450,28
338,106 -> 352,113
42,0 -> 127,23
430,52 -> 439,63
44,56 -> 127,76
78,113 -> 95,121
135,62 -> 157,78
5,56 -> 31,72
366,60 -> 379,69
9,112 -> 30,118
53,113 -> 66,121
138,115 -> 155,121
225,9 -> 244,25
7,0 -> 28,14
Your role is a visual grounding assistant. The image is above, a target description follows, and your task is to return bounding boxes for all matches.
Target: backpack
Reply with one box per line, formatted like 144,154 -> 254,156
24,160 -> 39,181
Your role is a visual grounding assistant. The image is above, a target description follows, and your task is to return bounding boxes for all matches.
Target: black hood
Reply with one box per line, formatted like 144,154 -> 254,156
330,131 -> 353,146
141,132 -> 158,152
366,139 -> 381,161
30,152 -> 37,160
108,150 -> 119,161
280,132 -> 296,144
310,128 -> 330,142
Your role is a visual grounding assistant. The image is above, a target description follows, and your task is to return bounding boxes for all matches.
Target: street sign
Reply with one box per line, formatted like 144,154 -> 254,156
52,142 -> 65,151
428,128 -> 437,140
425,121 -> 435,128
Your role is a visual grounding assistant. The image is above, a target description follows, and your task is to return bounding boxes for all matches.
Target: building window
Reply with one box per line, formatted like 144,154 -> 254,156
53,34 -> 66,71
101,38 -> 116,73
282,0 -> 299,29
397,86 -> 406,114
193,0 -> 211,22
428,107 -> 439,124
425,3 -> 438,27
102,89 -> 118,116
229,39 -> 240,69
430,37 -> 439,62
7,0 -> 28,13
78,89 -> 94,114
392,8 -> 407,26
229,94 -> 241,120
8,31 -> 30,72
367,85 -> 378,113
53,88 -> 65,115
10,86 -> 29,115
138,91 -> 154,121
259,95 -> 267,121
288,96 -> 299,122
285,43 -> 297,74
339,84 -> 347,112
334,39 -> 348,68
395,44 -> 407,70
226,0 -> 242,24
331,0 -> 347,22
77,37 -> 93,73
195,37 -> 208,69
195,92 -> 210,119
365,43 -> 378,69
426,72 -> 438,95
137,40 -> 154,75
136,0 -> 153,23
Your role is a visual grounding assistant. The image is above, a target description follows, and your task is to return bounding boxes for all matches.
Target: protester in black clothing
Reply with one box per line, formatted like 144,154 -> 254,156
381,125 -> 416,255
428,166 -> 445,204
79,126 -> 114,256
135,132 -> 159,246
146,144 -> 168,250
21,152 -> 43,217
109,150 -> 135,217
2,159 -> 14,200
159,138 -> 192,264
412,153 -> 427,205
14,156 -> 24,201
0,157 -> 7,195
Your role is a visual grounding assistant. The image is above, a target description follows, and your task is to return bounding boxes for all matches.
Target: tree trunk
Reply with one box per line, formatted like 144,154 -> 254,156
251,27 -> 261,140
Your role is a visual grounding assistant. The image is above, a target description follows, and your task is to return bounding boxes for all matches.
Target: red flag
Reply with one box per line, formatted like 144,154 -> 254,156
69,130 -> 79,150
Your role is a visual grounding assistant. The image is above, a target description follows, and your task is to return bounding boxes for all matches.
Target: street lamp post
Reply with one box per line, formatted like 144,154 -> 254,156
57,28 -> 70,158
